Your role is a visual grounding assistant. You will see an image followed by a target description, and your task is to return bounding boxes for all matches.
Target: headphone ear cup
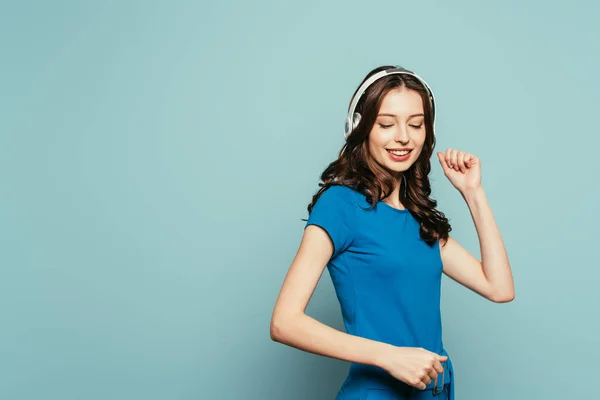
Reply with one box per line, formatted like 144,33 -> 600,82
344,116 -> 352,139
352,112 -> 362,130
344,112 -> 363,139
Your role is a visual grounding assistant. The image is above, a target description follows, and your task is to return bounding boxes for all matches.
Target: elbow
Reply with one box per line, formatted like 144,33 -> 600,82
270,318 -> 284,342
490,290 -> 515,303
270,313 -> 296,343
270,310 -> 305,343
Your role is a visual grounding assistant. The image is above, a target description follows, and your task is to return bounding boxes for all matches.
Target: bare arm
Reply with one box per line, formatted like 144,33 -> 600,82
441,187 -> 515,303
436,149 -> 515,303
270,225 -> 393,367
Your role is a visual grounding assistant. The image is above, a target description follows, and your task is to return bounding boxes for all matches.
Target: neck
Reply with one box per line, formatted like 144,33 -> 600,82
383,176 -> 405,209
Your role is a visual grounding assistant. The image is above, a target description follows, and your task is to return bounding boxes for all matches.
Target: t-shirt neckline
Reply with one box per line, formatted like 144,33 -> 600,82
378,200 -> 409,213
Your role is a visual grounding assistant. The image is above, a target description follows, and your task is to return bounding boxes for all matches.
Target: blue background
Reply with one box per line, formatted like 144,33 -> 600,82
1,1 -> 598,399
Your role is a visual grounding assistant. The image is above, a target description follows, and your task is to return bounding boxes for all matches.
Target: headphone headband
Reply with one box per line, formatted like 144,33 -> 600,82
343,66 -> 436,140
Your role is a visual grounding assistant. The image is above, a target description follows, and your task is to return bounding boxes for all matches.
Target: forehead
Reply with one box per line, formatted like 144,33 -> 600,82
378,87 -> 424,116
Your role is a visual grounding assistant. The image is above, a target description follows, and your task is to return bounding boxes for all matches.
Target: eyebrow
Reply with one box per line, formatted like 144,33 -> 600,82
378,113 -> 424,118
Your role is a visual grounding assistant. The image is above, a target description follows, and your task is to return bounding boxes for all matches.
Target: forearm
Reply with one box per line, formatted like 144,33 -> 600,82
462,187 -> 514,301
271,313 -> 393,368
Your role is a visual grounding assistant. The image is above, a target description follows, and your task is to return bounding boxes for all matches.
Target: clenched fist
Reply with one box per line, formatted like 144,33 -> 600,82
378,346 -> 447,390
437,148 -> 482,194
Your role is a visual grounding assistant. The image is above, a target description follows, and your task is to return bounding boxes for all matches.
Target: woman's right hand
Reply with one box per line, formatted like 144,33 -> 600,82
378,346 -> 447,390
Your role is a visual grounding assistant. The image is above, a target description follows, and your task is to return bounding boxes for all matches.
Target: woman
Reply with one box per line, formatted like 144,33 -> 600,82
270,65 -> 514,400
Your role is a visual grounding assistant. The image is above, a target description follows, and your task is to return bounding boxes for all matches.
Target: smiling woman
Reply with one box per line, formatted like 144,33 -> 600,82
314,66 -> 449,245
270,65 -> 514,400
370,89 -> 426,179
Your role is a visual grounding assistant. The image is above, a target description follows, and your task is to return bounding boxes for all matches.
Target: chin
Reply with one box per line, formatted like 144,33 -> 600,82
382,162 -> 411,175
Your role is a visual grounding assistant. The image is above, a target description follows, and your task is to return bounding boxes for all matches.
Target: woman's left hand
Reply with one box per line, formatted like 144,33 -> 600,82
436,149 -> 482,194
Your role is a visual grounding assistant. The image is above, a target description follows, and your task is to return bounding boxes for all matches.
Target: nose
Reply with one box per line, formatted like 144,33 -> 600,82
394,125 -> 410,145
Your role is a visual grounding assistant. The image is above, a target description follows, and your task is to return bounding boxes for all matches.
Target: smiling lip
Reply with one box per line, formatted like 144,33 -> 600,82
386,148 -> 413,162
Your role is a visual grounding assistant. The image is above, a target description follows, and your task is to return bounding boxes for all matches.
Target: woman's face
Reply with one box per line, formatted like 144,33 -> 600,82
367,86 -> 427,177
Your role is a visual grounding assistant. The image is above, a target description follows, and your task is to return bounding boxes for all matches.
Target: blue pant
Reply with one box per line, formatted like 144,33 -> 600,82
337,361 -> 453,400
337,383 -> 450,399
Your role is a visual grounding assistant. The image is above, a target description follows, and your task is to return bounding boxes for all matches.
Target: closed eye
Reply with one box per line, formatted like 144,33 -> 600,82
380,123 -> 422,129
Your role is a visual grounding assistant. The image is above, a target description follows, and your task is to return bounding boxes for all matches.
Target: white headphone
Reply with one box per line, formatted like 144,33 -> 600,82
343,66 -> 436,140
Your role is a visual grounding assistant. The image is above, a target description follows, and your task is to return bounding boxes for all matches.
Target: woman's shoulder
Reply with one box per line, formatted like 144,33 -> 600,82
314,185 -> 371,215
319,184 -> 363,203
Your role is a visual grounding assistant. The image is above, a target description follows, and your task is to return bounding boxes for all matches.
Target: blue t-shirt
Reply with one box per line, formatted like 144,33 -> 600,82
305,185 -> 454,399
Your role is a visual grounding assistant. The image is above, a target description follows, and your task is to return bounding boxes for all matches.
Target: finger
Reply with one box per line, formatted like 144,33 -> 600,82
462,153 -> 470,168
465,153 -> 477,168
457,152 -> 466,173
466,153 -> 477,169
422,373 -> 432,385
450,149 -> 458,170
445,148 -> 453,169
432,359 -> 444,374
411,377 -> 426,390
428,368 -> 437,381
437,152 -> 451,175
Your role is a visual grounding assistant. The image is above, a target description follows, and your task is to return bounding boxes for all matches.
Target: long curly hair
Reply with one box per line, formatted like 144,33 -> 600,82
306,65 -> 451,246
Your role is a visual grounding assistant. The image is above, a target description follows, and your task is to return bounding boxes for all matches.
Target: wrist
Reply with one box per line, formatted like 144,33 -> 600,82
373,342 -> 397,370
461,186 -> 485,202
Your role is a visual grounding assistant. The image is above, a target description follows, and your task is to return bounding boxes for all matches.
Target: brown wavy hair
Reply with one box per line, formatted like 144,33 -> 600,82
306,65 -> 451,246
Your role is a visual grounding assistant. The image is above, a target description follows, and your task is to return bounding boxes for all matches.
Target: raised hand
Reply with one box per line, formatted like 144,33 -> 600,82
437,148 -> 482,194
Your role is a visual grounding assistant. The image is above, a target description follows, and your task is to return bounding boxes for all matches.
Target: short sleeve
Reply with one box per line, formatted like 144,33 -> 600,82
305,185 -> 355,259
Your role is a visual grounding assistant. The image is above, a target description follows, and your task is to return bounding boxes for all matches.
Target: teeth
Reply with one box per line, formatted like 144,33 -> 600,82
389,150 -> 410,156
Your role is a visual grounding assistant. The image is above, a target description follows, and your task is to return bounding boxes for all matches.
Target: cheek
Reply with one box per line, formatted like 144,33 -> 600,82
413,131 -> 427,149
409,133 -> 426,154
368,142 -> 386,162
371,127 -> 397,145
411,148 -> 424,160
368,131 -> 386,151
367,137 -> 388,163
